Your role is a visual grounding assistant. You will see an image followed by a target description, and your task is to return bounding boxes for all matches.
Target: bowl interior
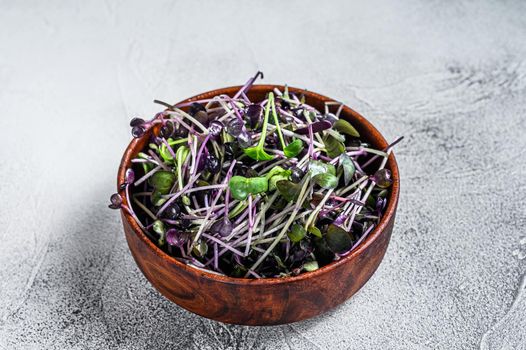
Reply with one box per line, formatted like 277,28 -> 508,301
118,84 -> 400,285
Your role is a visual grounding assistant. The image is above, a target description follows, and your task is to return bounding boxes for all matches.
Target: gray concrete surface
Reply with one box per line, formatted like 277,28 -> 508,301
1,1 -> 525,349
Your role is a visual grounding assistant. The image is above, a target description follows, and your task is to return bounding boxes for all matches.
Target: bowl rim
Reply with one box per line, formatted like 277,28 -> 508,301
118,84 -> 399,286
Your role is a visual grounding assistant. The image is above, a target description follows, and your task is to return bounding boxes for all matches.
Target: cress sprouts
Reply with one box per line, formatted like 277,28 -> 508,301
109,73 -> 402,278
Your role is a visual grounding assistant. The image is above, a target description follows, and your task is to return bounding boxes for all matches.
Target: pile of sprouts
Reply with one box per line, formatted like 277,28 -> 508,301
110,72 -> 402,278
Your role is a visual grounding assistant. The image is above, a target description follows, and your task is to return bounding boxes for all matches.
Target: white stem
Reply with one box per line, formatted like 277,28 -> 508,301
336,175 -> 368,196
304,188 -> 334,230
169,108 -> 209,134
191,161 -> 236,248
134,165 -> 162,186
163,184 -> 227,198
246,180 -> 311,275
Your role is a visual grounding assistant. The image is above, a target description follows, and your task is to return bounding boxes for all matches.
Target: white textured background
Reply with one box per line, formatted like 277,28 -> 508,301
1,1 -> 526,349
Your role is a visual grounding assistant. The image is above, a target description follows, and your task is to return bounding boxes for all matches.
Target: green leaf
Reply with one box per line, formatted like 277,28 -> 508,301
182,195 -> 191,206
377,189 -> 388,198
303,260 -> 319,272
325,224 -> 353,253
176,145 -> 190,189
153,220 -> 166,246
149,171 -> 176,194
151,190 -> 167,207
288,224 -> 306,242
175,145 -> 189,167
192,240 -> 208,257
283,139 -> 304,158
313,173 -> 338,189
244,146 -> 275,161
269,172 -> 291,191
159,143 -> 174,161
308,226 -> 323,238
308,160 -> 336,177
276,180 -> 301,202
340,153 -> 356,186
247,177 -> 268,194
141,162 -> 153,174
159,137 -> 186,162
228,176 -> 268,201
327,129 -> 346,143
229,177 -> 249,201
265,166 -> 287,180
221,132 -> 235,144
333,119 -> 360,137
153,220 -> 165,235
323,134 -> 345,158
265,166 -> 292,191
366,194 -> 376,208
273,254 -> 287,269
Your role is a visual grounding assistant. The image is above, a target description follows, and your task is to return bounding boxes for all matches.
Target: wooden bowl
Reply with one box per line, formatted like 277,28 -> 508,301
117,85 -> 400,325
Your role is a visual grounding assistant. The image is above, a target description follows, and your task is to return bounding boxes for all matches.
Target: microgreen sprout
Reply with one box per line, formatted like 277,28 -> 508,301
112,73 -> 402,278
243,93 -> 275,161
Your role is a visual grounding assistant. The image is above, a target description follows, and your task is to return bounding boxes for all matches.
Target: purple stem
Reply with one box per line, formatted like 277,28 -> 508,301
123,183 -> 146,232
307,124 -> 314,158
212,199 -> 238,218
213,243 -> 219,270
339,224 -> 376,257
245,195 -> 254,256
134,165 -> 161,186
163,184 -> 226,198
181,128 -> 194,176
179,246 -> 187,258
204,228 -> 250,265
148,150 -> 170,171
193,134 -> 211,176
328,151 -> 366,166
229,99 -> 245,123
278,107 -> 304,125
157,173 -> 201,216
241,92 -> 250,104
354,160 -> 366,175
362,136 -> 404,168
317,153 -> 332,162
161,138 -> 178,160
191,195 -> 200,209
234,71 -> 263,99
190,160 -> 238,251
234,197 -> 261,225
131,158 -> 159,165
201,234 -> 245,257
166,113 -> 198,133
247,270 -> 262,278
174,97 -> 243,108
224,186 -> 231,218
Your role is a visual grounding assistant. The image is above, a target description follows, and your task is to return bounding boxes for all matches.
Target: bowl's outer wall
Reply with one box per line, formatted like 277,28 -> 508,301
118,85 -> 400,326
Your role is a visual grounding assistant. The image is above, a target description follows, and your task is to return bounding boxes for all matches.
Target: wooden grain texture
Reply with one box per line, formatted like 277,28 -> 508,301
117,85 -> 400,325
